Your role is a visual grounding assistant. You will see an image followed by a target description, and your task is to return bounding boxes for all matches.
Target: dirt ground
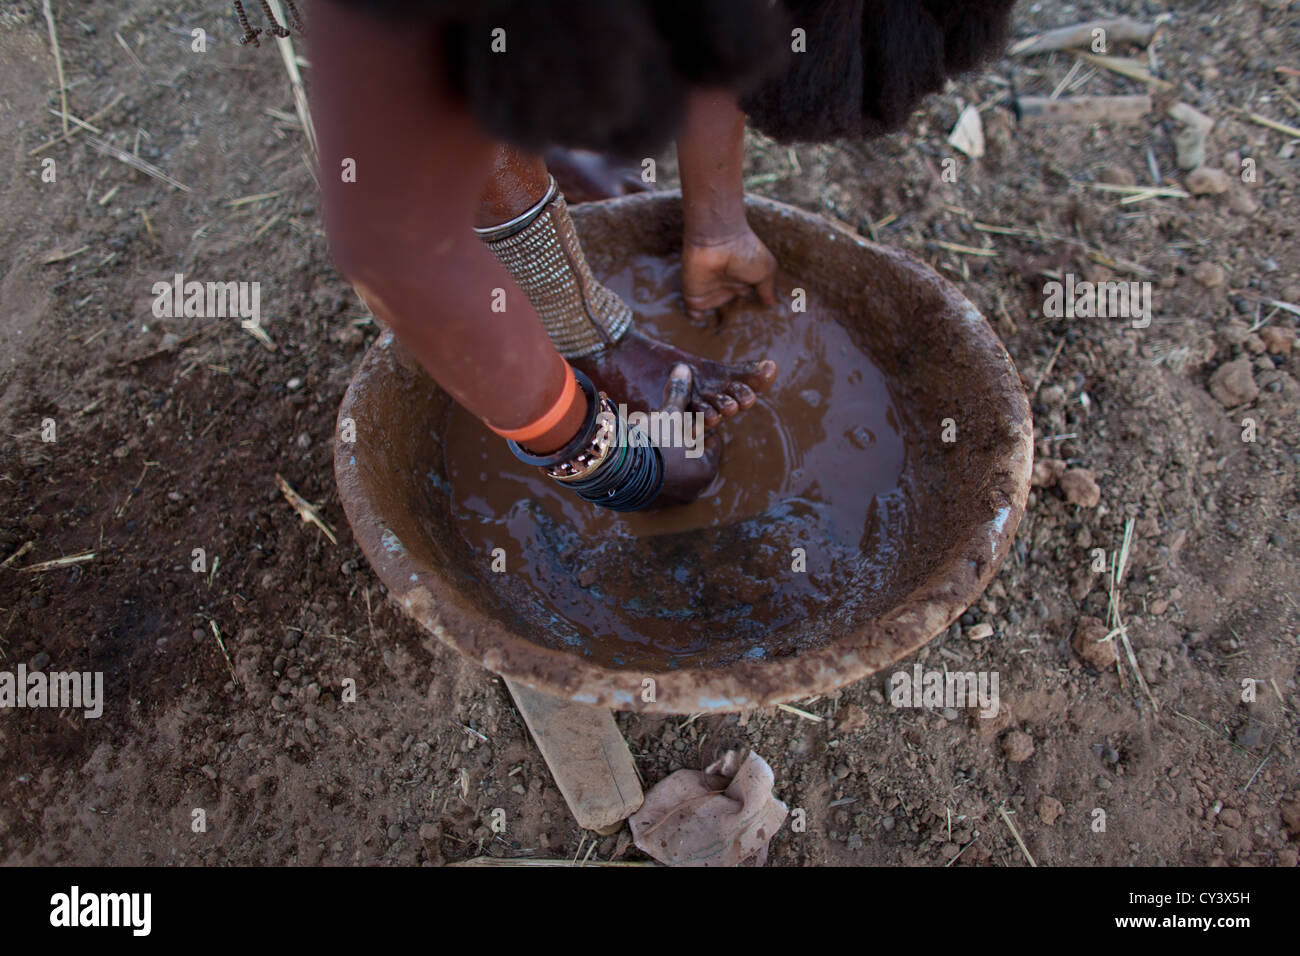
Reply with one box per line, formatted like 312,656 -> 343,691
1,0 -> 1298,867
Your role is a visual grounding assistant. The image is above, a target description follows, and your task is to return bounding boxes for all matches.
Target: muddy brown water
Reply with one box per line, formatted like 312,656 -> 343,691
442,253 -> 917,668
336,192 -> 1031,713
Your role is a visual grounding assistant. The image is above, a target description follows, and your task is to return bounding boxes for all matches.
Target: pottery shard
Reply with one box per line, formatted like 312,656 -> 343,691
1208,356 -> 1259,407
1260,325 -> 1295,357
1031,457 -> 1067,488
1072,615 -> 1117,669
1185,167 -> 1231,195
1059,467 -> 1101,507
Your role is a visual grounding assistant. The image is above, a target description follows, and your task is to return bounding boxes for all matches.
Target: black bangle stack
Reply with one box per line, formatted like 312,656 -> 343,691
507,368 -> 664,513
565,412 -> 664,512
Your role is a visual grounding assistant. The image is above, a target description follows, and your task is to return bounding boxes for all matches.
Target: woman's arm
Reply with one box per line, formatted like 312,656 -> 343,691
676,88 -> 777,317
307,0 -> 583,452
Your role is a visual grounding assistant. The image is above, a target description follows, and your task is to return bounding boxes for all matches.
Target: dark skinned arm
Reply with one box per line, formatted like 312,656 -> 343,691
306,0 -> 583,452
676,88 -> 777,318
305,0 -> 718,503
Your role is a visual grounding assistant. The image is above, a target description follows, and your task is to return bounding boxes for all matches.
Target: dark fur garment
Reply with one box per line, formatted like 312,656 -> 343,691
325,0 -> 1015,152
743,0 -> 1017,142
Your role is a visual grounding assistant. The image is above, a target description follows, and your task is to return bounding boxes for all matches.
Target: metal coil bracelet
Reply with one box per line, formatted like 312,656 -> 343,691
507,368 -> 663,513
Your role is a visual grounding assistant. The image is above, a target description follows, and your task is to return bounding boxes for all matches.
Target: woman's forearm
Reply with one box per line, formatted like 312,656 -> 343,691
675,87 -> 776,315
677,88 -> 749,244
307,0 -> 583,450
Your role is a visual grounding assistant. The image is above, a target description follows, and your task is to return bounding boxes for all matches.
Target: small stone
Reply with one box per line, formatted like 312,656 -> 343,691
1040,384 -> 1066,407
1192,262 -> 1225,288
1002,730 -> 1035,763
1221,322 -> 1251,347
1185,167 -> 1231,195
1174,131 -> 1206,172
966,622 -> 993,641
1260,325 -> 1295,357
1234,721 -> 1264,749
1098,165 -> 1136,186
1059,468 -> 1101,507
30,651 -> 51,670
1037,795 -> 1064,826
1031,457 -> 1066,488
1282,798 -> 1300,837
1208,357 -> 1259,407
1226,188 -> 1259,215
836,703 -> 870,733
287,377 -> 303,390
1217,807 -> 1242,829
334,325 -> 364,347
1072,616 -> 1117,669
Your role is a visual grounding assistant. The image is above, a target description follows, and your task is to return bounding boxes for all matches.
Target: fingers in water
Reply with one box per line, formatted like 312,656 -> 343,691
725,381 -> 757,409
690,398 -> 722,429
736,358 -> 778,392
711,392 -> 740,417
661,362 -> 692,412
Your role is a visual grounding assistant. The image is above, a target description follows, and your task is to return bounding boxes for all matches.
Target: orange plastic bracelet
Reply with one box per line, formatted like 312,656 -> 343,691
487,362 -> 579,444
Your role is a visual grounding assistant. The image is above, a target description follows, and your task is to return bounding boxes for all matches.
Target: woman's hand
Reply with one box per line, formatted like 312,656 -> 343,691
675,89 -> 778,318
651,363 -> 720,505
681,228 -> 777,319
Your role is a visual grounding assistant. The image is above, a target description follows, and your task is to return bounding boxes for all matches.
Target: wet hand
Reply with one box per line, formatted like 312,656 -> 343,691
652,363 -> 720,506
681,228 -> 777,319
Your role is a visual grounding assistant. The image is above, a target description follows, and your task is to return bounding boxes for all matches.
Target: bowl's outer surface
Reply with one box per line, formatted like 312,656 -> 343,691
334,192 -> 1033,714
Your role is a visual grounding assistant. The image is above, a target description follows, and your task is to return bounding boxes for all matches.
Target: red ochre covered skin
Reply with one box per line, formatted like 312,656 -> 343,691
443,253 -> 914,665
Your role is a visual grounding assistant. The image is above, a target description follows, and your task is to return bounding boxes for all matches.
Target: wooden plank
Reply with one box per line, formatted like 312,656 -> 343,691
505,679 -> 643,833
